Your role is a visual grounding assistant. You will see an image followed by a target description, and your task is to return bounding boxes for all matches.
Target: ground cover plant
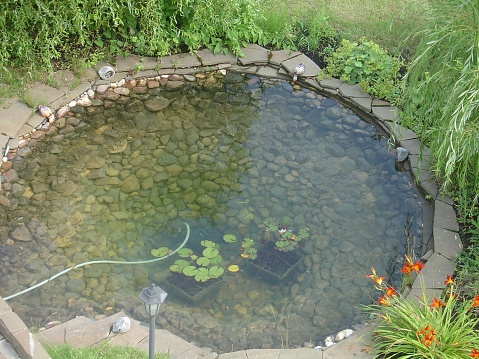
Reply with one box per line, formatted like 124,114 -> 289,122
46,343 -> 169,359
365,264 -> 479,358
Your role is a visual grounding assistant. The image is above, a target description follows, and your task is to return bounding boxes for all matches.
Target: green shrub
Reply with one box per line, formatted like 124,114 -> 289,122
365,267 -> 479,358
47,343 -> 169,359
320,38 -> 401,101
399,0 -> 479,199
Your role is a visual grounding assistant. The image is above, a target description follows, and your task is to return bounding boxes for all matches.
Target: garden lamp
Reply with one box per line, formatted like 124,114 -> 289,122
139,283 -> 168,359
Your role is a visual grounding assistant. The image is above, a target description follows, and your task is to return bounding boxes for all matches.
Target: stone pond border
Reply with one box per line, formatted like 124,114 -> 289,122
0,43 -> 461,358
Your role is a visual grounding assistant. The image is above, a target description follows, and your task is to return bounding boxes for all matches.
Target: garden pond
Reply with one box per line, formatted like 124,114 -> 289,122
0,72 -> 423,351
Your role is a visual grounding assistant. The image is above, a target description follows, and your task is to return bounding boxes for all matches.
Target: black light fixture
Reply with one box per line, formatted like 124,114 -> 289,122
139,283 -> 168,359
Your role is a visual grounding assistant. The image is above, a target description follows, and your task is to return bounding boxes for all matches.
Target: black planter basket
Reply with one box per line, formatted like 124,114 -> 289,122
245,244 -> 304,283
162,273 -> 225,304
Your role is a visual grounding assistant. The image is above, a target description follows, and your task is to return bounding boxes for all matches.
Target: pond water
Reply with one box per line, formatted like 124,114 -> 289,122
0,72 -> 423,351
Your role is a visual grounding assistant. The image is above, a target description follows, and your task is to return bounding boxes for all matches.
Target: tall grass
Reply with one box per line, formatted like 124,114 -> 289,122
400,0 -> 479,202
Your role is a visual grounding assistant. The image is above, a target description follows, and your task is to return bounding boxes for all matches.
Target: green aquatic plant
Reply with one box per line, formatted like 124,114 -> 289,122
258,217 -> 310,252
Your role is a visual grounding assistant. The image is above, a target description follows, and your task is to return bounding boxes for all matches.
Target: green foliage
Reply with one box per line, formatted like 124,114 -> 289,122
241,238 -> 257,260
456,245 -> 479,299
223,234 -> 237,243
320,39 -> 401,101
257,217 -> 310,253
166,240 -> 226,282
0,0 -> 266,72
47,343 -> 169,359
399,0 -> 479,199
365,270 -> 479,358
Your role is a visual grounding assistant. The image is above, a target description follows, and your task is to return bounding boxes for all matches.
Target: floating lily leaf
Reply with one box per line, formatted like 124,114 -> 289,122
195,267 -> 210,282
203,247 -> 219,259
209,254 -> 223,265
223,234 -> 237,243
209,266 -> 225,278
170,258 -> 190,273
183,266 -> 199,277
201,239 -> 216,248
228,264 -> 240,272
178,248 -> 193,258
197,256 -> 211,266
151,247 -> 170,257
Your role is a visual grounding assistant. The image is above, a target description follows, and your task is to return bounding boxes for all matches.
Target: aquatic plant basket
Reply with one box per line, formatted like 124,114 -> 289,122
245,250 -> 304,283
163,275 -> 225,304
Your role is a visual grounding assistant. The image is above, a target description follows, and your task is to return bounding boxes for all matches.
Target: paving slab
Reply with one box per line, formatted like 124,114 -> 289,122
433,227 -> 462,260
158,53 -> 201,69
268,49 -> 302,68
434,200 -> 459,232
0,100 -> 34,137
338,83 -> 369,99
257,66 -> 288,80
405,286 -> 444,304
237,44 -> 269,66
371,106 -> 398,122
411,253 -> 455,290
351,97 -> 372,113
282,54 -> 321,78
384,122 -> 417,141
319,78 -> 343,90
116,55 -> 159,72
137,328 -> 212,359
196,49 -> 237,66
322,323 -> 376,359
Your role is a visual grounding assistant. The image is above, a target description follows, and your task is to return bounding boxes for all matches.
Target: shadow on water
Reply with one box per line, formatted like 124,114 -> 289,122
0,73 -> 423,351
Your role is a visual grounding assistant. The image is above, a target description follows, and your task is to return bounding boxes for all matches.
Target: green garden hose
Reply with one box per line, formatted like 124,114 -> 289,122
3,222 -> 190,301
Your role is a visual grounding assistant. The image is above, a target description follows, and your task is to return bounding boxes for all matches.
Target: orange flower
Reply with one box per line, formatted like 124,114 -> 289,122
444,275 -> 454,285
472,295 -> 479,308
378,294 -> 389,306
470,348 -> 479,358
400,262 -> 413,275
430,297 -> 446,309
385,286 -> 397,298
417,325 -> 438,348
365,267 -> 385,288
412,261 -> 425,274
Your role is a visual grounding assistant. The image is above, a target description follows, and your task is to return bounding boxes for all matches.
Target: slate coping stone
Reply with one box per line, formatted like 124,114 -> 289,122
434,200 -> 459,232
411,253 -> 456,290
433,227 -> 462,260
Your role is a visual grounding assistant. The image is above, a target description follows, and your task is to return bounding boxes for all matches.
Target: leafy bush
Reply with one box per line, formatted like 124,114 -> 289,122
320,38 -> 401,101
365,266 -> 479,358
399,0 -> 479,199
0,0 -> 266,72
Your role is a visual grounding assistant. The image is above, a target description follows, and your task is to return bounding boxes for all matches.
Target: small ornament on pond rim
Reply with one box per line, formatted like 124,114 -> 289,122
292,62 -> 305,84
38,105 -> 55,123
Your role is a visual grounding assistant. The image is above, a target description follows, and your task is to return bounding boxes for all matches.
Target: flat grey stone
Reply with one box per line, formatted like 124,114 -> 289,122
385,122 -> 417,141
66,82 -> 94,104
371,106 -> 398,121
158,53 -> 201,69
24,82 -> 65,106
434,200 -> 459,232
282,54 -> 321,77
434,227 -> 462,260
17,123 -> 35,137
95,71 -> 129,85
422,199 -> 435,241
115,55 -> 158,72
405,287 -> 443,304
417,169 -> 439,199
237,44 -> 269,65
371,98 -> 390,107
27,112 -> 45,129
436,194 -> 454,206
411,253 -> 455,290
407,154 -> 431,173
338,83 -> 369,98
132,70 -> 159,78
351,96 -> 372,113
322,323 -> 375,359
1,134 -> 9,151
268,49 -> 301,67
319,77 -> 343,89
0,100 -> 35,137
244,349 -> 289,359
399,138 -> 424,155
196,49 -> 237,66
256,66 -> 287,79
280,348 -> 323,359
219,351 -> 248,359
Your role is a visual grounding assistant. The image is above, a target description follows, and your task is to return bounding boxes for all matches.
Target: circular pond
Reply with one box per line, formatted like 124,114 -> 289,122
0,72 -> 423,351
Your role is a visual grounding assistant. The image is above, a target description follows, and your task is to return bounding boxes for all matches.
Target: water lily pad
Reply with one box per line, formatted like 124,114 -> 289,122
201,239 -> 216,248
178,247 -> 193,258
197,256 -> 211,266
228,264 -> 240,272
223,234 -> 237,243
151,246 -> 170,257
203,247 -> 219,258
209,266 -> 225,278
183,266 -> 199,277
170,259 -> 190,273
195,267 -> 210,282
210,254 -> 223,265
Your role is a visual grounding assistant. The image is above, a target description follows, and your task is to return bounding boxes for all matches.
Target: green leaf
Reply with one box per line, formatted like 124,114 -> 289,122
203,247 -> 219,259
151,246 -> 169,257
183,266 -> 199,277
194,268 -> 210,282
209,254 -> 223,265
178,248 -> 193,258
209,266 -> 224,278
201,240 -> 216,248
197,256 -> 211,266
223,234 -> 237,243
94,38 -> 103,47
